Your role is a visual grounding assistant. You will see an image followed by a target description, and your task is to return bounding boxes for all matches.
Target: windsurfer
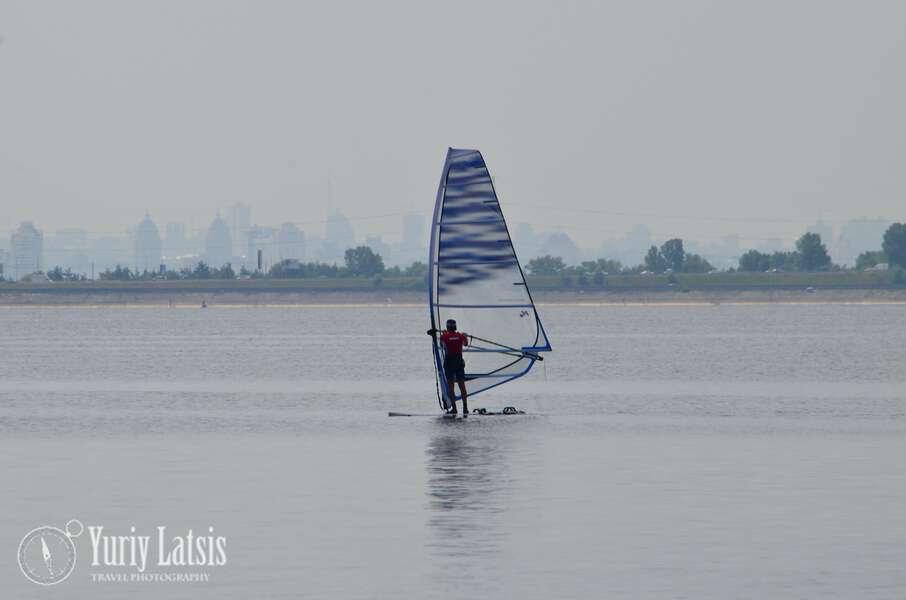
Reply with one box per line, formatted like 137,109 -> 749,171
427,318 -> 469,414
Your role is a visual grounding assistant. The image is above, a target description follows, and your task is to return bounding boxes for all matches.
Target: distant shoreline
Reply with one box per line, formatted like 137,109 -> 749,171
2,284 -> 905,306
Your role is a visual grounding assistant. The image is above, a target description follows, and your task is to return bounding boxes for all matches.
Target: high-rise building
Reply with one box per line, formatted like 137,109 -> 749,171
401,213 -> 428,262
277,223 -> 306,261
134,213 -> 163,273
52,229 -> 88,252
514,223 -> 541,259
45,228 -> 90,275
87,236 -> 130,274
164,222 -> 190,260
807,220 -> 835,245
758,238 -> 787,253
623,225 -> 653,263
538,232 -> 581,266
10,221 -> 44,280
205,214 -> 233,268
306,234 -> 324,262
0,249 -> 8,279
837,217 -> 890,266
227,203 -> 251,257
364,235 -> 391,264
322,210 -> 355,263
247,225 -> 278,271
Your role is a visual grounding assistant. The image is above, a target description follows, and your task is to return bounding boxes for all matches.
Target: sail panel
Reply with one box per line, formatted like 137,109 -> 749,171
428,148 -> 551,407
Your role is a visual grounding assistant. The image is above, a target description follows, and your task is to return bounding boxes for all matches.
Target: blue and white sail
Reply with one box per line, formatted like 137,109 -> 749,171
428,148 -> 552,409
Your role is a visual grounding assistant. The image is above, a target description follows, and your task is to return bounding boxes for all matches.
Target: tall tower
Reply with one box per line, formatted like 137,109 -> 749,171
133,213 -> 163,273
205,214 -> 233,268
277,223 -> 306,261
227,203 -> 251,257
401,212 -> 426,264
10,222 -> 44,280
322,210 -> 355,263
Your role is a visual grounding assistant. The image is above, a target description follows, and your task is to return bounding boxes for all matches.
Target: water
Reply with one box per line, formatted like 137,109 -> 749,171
1,304 -> 904,599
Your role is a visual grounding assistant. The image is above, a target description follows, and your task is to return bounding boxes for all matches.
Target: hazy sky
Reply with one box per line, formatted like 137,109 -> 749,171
1,0 -> 904,246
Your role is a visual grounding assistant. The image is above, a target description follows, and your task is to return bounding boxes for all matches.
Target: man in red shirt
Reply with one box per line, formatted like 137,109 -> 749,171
428,318 -> 469,414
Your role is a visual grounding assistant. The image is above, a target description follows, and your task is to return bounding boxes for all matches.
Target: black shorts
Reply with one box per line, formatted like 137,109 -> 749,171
443,356 -> 466,383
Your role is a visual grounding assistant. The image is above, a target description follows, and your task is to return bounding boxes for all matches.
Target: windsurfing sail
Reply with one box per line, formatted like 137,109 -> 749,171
428,148 -> 552,410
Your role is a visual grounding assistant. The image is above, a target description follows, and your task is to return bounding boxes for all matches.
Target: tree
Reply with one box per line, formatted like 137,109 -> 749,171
592,271 -> 606,286
99,265 -> 134,280
660,238 -> 685,272
683,253 -> 714,273
579,258 -> 622,274
344,246 -> 385,277
738,249 -> 798,272
268,260 -> 298,278
404,261 -> 428,279
644,246 -> 667,273
268,259 -> 340,279
772,251 -> 798,271
526,255 -> 566,276
855,251 -> 887,270
213,263 -> 235,279
739,250 -> 769,272
796,232 -> 831,271
882,223 -> 906,268
599,258 -> 623,273
191,262 -> 212,279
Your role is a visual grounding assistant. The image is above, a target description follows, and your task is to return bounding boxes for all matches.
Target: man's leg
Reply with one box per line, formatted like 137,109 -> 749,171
447,380 -> 457,413
458,381 -> 468,414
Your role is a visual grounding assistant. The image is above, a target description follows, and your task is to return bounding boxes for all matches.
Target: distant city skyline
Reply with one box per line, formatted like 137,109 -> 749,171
1,206 -> 897,280
0,201 -> 898,253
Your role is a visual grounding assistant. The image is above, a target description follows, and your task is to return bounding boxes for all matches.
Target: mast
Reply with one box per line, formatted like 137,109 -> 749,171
428,149 -> 455,410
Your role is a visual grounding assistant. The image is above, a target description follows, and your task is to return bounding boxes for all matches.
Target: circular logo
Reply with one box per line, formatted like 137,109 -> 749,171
18,519 -> 83,586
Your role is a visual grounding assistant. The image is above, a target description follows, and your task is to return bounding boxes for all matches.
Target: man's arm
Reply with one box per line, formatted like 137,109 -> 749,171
426,328 -> 437,336
463,333 -> 469,346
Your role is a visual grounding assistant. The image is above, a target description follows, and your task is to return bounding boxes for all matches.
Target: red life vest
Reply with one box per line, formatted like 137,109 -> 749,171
440,330 -> 468,357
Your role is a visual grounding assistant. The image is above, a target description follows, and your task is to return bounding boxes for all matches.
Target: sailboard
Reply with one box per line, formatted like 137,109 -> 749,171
427,148 -> 552,411
389,407 -> 527,418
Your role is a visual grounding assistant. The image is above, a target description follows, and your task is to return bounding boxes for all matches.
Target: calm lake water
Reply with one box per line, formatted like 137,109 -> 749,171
1,304 -> 904,599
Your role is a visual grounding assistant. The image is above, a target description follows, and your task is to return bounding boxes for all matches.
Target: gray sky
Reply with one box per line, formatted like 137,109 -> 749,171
1,0 -> 904,246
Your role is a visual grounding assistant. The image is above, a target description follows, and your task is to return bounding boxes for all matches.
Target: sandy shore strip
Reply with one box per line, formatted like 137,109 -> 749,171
2,288 -> 906,307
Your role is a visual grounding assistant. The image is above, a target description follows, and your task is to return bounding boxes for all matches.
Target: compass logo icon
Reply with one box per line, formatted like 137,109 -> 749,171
18,519 -> 84,585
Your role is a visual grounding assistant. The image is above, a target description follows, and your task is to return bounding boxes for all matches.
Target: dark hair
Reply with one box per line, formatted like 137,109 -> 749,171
445,319 -> 457,331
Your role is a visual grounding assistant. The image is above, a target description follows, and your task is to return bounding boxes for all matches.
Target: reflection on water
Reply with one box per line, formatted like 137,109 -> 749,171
425,420 -> 507,563
424,417 -> 547,599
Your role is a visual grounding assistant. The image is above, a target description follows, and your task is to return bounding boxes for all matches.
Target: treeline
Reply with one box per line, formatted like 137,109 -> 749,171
47,266 -> 88,281
93,246 -> 428,282
853,222 -> 906,271
737,233 -> 832,272
526,224 -> 906,279
525,238 -> 713,278
524,257 -> 623,286
739,223 -> 906,273
267,247 -> 427,279
25,222 -> 906,284
642,239 -> 714,274
99,263 -> 238,281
